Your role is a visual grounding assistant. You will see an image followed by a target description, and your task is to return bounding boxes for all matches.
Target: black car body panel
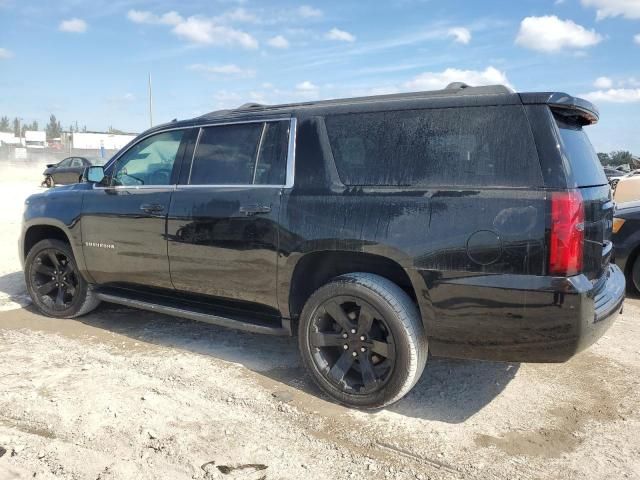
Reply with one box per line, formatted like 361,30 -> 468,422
21,84 -> 623,363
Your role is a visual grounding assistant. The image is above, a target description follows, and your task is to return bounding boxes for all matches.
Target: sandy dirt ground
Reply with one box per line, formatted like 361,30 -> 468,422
0,162 -> 639,480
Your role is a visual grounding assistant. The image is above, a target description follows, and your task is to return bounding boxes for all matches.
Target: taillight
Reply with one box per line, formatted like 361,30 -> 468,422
549,191 -> 585,276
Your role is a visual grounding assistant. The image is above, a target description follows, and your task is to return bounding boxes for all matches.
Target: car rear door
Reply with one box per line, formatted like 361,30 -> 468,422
81,129 -> 191,288
167,118 -> 294,311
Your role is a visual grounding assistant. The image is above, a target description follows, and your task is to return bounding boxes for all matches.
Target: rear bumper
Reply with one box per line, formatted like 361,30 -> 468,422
412,264 -> 624,363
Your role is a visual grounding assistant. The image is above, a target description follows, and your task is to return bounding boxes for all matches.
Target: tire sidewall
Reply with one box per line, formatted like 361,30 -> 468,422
299,277 -> 423,409
25,239 -> 90,318
632,257 -> 640,293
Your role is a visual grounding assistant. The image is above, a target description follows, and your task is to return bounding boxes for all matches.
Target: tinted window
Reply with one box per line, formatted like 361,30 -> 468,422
112,130 -> 184,186
254,121 -> 289,185
70,158 -> 84,167
556,117 -> 607,187
325,106 -> 541,187
189,124 -> 262,185
58,158 -> 72,167
189,121 -> 289,186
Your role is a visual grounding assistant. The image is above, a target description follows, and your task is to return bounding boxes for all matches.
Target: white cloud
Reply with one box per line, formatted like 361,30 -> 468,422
296,80 -> 319,92
635,33 -> 640,45
581,0 -> 640,20
404,66 -> 513,91
515,16 -> 602,52
59,18 -> 88,33
298,5 -> 322,18
325,28 -> 356,42
0,47 -> 13,59
189,63 -> 255,77
594,76 -> 613,88
219,7 -> 257,23
267,35 -> 290,49
173,17 -> 258,48
127,10 -> 182,25
583,88 -> 640,103
447,27 -> 471,44
127,10 -> 258,49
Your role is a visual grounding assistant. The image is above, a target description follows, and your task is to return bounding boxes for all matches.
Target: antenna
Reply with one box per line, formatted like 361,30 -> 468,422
148,72 -> 153,128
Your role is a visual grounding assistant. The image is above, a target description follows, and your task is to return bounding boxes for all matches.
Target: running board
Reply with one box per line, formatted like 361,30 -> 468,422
96,292 -> 291,336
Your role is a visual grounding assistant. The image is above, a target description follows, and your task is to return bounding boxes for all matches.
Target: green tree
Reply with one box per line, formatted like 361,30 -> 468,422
610,150 -> 633,166
13,118 -> 20,137
45,114 -> 62,139
597,152 -> 611,166
0,116 -> 10,132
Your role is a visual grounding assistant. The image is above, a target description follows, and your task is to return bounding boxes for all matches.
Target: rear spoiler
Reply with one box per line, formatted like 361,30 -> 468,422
519,92 -> 599,125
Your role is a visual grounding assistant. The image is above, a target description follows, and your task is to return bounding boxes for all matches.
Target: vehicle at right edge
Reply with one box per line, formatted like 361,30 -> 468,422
20,83 -> 625,409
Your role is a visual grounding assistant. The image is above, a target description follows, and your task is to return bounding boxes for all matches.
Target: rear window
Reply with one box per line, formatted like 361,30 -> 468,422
555,117 -> 607,187
324,106 -> 541,187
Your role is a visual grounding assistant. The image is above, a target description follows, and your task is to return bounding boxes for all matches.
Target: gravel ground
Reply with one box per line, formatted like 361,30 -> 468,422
0,162 -> 639,480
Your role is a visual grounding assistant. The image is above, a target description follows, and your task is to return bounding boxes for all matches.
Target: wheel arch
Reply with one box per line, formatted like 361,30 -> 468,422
286,250 -> 421,323
22,219 -> 90,281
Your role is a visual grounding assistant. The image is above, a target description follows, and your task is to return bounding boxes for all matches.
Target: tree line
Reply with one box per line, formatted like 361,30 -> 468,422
598,151 -> 636,167
0,114 -> 87,139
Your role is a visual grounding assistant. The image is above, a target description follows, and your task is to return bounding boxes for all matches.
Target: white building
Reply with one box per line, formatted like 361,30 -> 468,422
72,132 -> 137,150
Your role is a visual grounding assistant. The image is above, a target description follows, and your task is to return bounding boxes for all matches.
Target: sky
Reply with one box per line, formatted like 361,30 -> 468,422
0,0 -> 639,153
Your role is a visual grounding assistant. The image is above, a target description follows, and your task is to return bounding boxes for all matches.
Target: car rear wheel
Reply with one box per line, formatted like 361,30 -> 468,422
298,273 -> 427,409
25,239 -> 100,318
631,256 -> 640,293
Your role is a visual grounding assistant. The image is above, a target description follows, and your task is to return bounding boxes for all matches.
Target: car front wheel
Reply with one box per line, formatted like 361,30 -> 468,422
24,239 -> 100,318
298,273 -> 427,409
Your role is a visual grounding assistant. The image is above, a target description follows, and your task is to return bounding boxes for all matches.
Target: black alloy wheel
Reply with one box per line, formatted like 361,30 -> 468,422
309,296 -> 396,395
30,248 -> 79,311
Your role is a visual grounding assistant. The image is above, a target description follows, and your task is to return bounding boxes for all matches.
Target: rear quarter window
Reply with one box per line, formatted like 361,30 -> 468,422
324,106 -> 542,187
555,116 -> 607,187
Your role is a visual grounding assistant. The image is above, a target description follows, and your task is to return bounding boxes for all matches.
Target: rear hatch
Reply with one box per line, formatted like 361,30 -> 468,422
555,114 -> 613,281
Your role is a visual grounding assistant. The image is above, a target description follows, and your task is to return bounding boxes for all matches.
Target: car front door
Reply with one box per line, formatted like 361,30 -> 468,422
167,119 -> 294,312
81,129 -> 190,288
52,158 -> 72,184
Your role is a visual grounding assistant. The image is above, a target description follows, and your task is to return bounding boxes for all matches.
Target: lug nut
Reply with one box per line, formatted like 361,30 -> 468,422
360,347 -> 366,353
351,329 -> 356,334
352,352 -> 357,357
360,335 -> 366,341
343,344 -> 349,350
342,333 -> 348,339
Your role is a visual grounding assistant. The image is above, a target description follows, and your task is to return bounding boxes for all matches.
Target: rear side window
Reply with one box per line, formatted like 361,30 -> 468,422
325,106 -> 541,187
189,120 -> 290,186
555,117 -> 607,187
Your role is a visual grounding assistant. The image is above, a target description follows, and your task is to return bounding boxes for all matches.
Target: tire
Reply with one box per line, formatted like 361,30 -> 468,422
298,273 -> 427,409
44,176 -> 53,188
631,256 -> 640,294
24,239 -> 100,318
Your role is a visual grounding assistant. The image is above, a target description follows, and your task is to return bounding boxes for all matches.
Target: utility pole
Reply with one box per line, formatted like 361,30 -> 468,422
148,72 -> 153,128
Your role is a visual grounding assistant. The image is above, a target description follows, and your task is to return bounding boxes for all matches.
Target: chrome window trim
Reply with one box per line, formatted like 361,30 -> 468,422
93,117 -> 296,191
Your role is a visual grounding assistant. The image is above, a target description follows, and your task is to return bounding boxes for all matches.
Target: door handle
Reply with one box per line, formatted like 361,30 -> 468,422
239,205 -> 272,216
140,203 -> 165,214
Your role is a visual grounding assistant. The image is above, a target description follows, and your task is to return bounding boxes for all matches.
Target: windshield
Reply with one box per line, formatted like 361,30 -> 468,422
556,116 -> 607,187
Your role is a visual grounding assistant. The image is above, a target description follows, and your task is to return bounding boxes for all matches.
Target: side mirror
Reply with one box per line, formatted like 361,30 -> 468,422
84,166 -> 106,184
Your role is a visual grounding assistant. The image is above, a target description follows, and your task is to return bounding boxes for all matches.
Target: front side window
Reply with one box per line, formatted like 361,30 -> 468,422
188,120 -> 290,186
111,130 -> 184,186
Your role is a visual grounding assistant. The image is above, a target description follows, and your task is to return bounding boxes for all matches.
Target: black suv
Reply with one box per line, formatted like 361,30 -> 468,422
20,83 -> 625,408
